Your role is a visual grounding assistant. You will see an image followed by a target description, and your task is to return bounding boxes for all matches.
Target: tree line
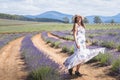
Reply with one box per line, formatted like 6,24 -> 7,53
0,13 -> 116,23
63,16 -> 116,24
0,13 -> 65,23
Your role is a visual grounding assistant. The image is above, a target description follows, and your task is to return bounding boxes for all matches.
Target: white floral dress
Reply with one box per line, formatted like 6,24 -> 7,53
64,26 -> 105,69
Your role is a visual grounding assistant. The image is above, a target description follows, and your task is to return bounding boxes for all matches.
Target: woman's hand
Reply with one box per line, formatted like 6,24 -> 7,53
76,44 -> 80,49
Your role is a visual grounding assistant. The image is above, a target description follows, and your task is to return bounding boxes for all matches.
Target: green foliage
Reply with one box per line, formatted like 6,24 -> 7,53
94,53 -> 112,66
62,46 -> 69,53
54,41 -> 60,48
68,46 -> 74,55
91,40 -> 98,45
108,32 -> 117,36
0,13 -> 65,23
111,58 -> 120,73
28,66 -> 61,80
110,19 -> 115,24
0,13 -> 32,21
64,36 -> 73,40
50,42 -> 55,47
88,35 -> 94,39
117,45 -> 120,52
94,16 -> 102,23
100,41 -> 115,49
83,17 -> 89,23
63,17 -> 69,23
50,41 -> 60,48
46,40 -> 51,44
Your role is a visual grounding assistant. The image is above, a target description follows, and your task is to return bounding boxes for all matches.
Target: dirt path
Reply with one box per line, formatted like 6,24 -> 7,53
32,34 -> 116,80
0,37 -> 27,80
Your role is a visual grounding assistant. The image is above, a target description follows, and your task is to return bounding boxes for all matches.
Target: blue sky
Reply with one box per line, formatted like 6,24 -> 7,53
0,0 -> 120,16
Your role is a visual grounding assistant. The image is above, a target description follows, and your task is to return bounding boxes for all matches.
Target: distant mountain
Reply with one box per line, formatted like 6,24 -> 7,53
25,11 -> 73,22
25,11 -> 120,23
86,13 -> 120,23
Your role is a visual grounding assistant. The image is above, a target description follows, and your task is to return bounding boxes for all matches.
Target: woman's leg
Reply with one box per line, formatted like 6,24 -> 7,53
68,68 -> 73,75
76,64 -> 81,72
75,64 -> 82,76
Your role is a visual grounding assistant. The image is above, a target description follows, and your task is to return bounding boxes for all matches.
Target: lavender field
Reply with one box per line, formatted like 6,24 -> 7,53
0,19 -> 120,80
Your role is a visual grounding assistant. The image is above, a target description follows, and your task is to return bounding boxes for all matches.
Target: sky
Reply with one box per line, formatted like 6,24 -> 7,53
0,0 -> 120,16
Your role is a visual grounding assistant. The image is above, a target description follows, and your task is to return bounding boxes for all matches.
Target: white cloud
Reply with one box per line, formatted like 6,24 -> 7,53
0,0 -> 120,16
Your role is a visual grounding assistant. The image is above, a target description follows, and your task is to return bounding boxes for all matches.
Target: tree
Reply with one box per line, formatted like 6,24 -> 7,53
110,19 -> 115,24
94,16 -> 102,23
71,16 -> 74,23
63,17 -> 69,23
83,17 -> 89,23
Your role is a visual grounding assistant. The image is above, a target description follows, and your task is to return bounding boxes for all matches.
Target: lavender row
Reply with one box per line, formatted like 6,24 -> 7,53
51,29 -> 120,50
20,35 -> 63,79
20,34 -> 60,70
41,32 -> 74,54
0,33 -> 26,49
41,32 -> 60,43
0,32 -> 39,49
51,31 -> 73,41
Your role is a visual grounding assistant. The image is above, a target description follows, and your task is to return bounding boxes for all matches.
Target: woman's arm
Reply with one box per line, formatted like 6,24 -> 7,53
73,24 -> 80,49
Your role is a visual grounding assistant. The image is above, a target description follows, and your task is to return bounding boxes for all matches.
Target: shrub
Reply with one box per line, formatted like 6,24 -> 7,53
50,41 -> 60,48
54,41 -> 60,48
50,42 -> 55,47
100,41 -> 115,49
64,36 -> 73,40
46,40 -> 51,44
108,32 -> 117,36
68,46 -> 74,55
111,58 -> 120,73
94,53 -> 112,66
117,45 -> 120,52
91,40 -> 98,45
28,66 -> 61,80
62,46 -> 69,53
88,35 -> 94,39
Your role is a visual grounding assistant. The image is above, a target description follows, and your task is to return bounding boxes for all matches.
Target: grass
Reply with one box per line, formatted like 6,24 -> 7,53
0,19 -> 120,33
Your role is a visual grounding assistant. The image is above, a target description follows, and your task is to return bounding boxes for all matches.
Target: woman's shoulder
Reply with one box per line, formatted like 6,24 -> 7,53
75,23 -> 78,26
74,23 -> 79,28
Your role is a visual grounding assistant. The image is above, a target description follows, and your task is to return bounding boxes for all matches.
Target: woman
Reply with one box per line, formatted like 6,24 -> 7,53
63,15 -> 105,76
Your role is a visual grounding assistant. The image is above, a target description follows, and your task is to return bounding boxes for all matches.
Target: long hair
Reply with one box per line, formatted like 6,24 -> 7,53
72,15 -> 85,32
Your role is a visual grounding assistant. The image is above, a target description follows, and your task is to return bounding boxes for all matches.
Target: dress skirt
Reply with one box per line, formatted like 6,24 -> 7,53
63,42 -> 105,69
